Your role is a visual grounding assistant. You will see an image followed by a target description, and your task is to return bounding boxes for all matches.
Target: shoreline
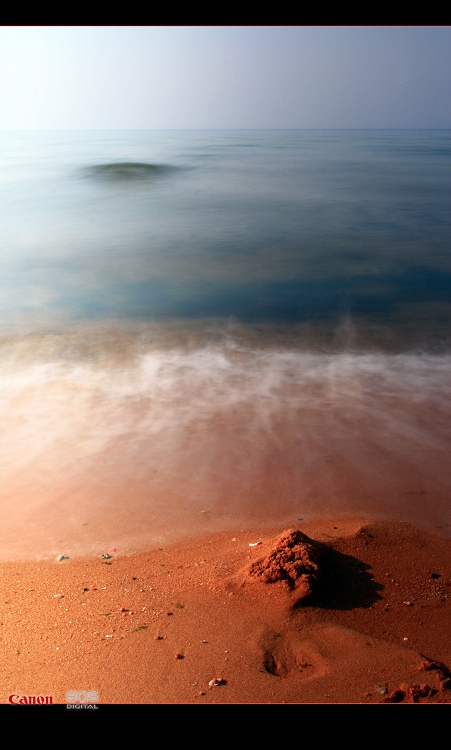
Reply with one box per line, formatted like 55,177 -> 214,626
2,517 -> 451,704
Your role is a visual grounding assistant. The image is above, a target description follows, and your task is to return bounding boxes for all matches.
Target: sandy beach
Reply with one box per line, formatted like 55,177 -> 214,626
2,517 -> 451,705
1,77 -> 450,709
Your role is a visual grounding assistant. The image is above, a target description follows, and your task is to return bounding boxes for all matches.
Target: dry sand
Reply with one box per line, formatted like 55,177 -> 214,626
2,518 -> 451,704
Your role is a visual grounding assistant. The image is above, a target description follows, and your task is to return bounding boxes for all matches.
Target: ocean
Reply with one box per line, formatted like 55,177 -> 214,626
1,129 -> 450,558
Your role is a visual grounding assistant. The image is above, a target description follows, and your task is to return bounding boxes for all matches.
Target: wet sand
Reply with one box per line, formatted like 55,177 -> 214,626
2,517 -> 451,704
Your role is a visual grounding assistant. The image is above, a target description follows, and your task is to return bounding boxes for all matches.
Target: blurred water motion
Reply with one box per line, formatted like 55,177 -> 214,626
0,130 -> 450,558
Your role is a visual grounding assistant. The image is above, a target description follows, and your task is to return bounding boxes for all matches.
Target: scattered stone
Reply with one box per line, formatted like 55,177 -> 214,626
403,601 -> 413,606
248,529 -> 321,599
376,684 -> 388,695
208,678 -> 223,687
382,683 -> 435,703
419,658 -> 451,690
100,553 -> 112,559
52,594 -> 64,599
430,572 -> 440,579
409,684 -> 435,702
57,555 -> 69,562
154,635 -> 163,640
174,653 -> 184,660
382,688 -> 404,703
440,677 -> 451,691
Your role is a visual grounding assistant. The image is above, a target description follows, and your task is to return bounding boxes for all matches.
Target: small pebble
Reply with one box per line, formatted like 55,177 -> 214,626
100,553 -> 112,559
57,555 -> 69,562
53,594 -> 64,599
175,653 -> 184,660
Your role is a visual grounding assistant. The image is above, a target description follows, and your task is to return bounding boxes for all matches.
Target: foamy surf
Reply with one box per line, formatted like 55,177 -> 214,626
1,325 -> 450,559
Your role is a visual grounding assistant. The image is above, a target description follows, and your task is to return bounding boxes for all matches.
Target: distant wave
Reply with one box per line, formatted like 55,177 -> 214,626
84,162 -> 175,180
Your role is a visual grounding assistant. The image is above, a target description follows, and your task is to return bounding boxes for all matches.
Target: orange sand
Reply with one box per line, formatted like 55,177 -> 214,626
2,518 -> 451,704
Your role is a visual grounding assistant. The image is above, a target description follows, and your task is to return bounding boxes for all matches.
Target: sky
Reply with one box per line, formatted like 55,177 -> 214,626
0,26 -> 449,129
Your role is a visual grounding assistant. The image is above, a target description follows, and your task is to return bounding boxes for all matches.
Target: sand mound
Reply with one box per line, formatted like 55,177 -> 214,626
248,529 -> 321,599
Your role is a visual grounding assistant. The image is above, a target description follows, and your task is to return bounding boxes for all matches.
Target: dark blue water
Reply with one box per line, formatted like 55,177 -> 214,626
1,130 -> 450,559
1,129 -> 450,346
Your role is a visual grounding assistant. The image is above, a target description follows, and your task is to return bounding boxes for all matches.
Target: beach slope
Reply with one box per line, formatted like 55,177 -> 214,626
2,518 -> 451,704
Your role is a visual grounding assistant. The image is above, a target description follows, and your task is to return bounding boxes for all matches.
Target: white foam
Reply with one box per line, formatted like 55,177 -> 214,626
1,336 -> 450,556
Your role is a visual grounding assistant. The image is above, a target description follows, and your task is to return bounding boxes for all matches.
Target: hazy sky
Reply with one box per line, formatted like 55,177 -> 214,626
0,26 -> 450,129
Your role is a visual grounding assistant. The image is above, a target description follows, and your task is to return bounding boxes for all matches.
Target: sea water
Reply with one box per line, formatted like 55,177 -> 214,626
1,130 -> 450,558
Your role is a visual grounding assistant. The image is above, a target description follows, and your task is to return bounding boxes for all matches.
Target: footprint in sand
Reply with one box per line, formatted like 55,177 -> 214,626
260,628 -> 327,681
